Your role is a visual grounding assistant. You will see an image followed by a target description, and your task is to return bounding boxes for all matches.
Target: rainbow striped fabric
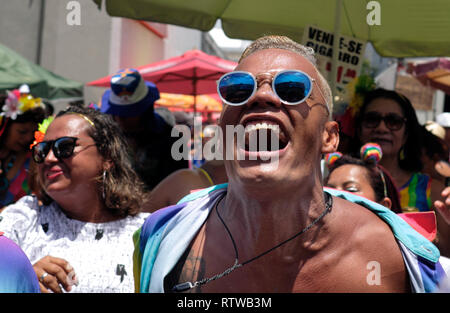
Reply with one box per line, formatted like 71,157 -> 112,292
133,184 -> 446,293
399,173 -> 432,213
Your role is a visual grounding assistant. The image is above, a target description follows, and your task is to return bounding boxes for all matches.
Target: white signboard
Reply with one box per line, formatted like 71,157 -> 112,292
302,25 -> 367,96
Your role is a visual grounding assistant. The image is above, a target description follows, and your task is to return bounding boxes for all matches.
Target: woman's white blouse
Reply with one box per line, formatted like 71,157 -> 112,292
0,195 -> 149,293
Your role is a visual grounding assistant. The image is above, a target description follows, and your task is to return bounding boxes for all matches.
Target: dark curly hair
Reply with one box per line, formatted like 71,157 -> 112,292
36,106 -> 145,217
351,88 -> 424,172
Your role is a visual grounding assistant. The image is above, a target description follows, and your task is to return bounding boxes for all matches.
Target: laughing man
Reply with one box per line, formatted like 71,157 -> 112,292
133,36 -> 446,293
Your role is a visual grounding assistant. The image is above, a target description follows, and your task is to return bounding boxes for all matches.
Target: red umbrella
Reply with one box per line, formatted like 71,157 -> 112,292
407,58 -> 450,95
87,49 -> 237,113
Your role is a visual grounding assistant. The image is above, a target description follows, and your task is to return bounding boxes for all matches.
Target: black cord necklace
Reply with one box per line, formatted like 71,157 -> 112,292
172,191 -> 333,292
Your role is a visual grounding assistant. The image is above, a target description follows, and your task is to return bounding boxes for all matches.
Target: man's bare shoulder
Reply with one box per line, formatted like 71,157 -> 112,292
331,196 -> 403,255
329,196 -> 409,292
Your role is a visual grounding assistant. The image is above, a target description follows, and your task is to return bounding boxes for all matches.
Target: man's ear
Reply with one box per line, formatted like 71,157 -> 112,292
321,121 -> 340,154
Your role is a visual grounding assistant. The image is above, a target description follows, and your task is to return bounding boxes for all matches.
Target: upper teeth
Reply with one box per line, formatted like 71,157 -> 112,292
244,122 -> 280,133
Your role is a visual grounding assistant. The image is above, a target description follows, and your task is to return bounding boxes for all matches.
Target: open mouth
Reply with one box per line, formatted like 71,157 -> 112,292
239,116 -> 290,157
243,121 -> 288,152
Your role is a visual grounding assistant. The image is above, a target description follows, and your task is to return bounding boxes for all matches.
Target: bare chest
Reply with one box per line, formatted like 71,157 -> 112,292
165,233 -> 379,293
165,201 -> 408,293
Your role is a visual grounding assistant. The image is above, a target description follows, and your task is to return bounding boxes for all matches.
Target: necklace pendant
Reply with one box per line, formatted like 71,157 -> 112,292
172,281 -> 195,292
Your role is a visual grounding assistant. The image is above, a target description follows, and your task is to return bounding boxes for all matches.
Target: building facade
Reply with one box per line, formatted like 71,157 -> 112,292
0,0 -> 204,111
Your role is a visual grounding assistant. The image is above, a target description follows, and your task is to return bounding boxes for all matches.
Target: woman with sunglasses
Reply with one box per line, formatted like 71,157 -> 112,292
351,88 -> 433,213
0,106 -> 148,293
0,90 -> 46,209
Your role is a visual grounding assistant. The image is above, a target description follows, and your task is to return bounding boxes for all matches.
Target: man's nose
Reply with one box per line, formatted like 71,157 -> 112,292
245,82 -> 281,108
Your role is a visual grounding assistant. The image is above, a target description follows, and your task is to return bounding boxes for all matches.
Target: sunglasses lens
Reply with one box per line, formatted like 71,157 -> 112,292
363,112 -> 405,130
274,71 -> 312,104
362,112 -> 382,128
218,72 -> 255,105
384,114 -> 405,130
33,143 -> 50,163
54,137 -> 77,159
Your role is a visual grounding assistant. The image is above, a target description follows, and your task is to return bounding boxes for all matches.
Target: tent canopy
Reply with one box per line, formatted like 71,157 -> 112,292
0,43 -> 83,101
94,0 -> 450,58
88,49 -> 236,112
88,49 -> 236,94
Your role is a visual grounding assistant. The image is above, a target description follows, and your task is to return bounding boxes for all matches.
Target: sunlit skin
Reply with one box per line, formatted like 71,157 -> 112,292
37,115 -> 115,223
142,160 -> 227,212
166,48 -> 409,292
326,164 -> 392,209
327,165 -> 377,200
219,49 -> 335,198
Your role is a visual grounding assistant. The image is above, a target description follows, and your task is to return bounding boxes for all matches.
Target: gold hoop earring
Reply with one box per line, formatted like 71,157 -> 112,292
399,147 -> 405,161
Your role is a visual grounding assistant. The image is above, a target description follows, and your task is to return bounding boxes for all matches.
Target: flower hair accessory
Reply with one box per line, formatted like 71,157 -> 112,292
30,116 -> 54,150
1,89 -> 45,120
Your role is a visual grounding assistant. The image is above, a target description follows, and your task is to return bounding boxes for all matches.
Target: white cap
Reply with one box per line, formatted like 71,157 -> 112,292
425,121 -> 446,139
19,84 -> 30,94
436,113 -> 450,128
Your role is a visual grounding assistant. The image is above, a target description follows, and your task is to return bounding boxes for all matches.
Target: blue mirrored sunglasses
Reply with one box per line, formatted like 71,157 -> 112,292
217,70 -> 318,107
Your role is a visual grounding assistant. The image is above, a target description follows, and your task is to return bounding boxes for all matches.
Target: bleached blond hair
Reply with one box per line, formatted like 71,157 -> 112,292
239,35 -> 333,114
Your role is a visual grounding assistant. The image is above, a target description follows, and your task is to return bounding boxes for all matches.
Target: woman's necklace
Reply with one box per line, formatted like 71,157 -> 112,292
172,191 -> 333,292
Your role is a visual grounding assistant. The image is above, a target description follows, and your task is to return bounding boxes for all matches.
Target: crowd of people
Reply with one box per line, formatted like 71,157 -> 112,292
0,35 -> 449,293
